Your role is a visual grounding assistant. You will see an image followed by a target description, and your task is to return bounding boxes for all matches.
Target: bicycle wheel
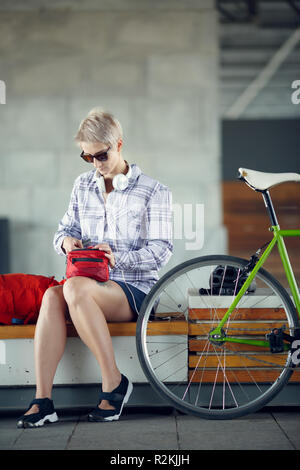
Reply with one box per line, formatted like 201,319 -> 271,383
136,255 -> 299,419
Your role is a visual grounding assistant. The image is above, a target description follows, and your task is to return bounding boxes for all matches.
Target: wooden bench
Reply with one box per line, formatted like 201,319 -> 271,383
1,300 -> 299,386
0,318 -> 187,340
0,322 -> 137,339
0,316 -> 186,392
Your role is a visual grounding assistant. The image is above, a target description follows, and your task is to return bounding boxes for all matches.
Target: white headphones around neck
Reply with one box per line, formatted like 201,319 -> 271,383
94,161 -> 132,193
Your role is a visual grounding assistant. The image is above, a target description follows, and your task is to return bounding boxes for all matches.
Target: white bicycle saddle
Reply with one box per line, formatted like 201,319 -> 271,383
238,168 -> 300,191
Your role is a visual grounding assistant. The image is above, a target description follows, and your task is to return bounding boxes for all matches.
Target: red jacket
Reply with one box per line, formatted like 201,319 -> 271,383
0,273 -> 61,324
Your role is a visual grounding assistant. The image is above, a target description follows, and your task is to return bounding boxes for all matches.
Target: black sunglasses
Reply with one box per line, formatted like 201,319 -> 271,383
80,147 -> 110,163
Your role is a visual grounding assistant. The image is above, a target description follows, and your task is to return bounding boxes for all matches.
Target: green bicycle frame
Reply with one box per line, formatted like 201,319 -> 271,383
209,226 -> 300,348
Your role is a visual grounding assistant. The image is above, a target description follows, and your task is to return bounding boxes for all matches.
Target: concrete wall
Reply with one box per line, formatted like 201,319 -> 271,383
0,0 -> 225,282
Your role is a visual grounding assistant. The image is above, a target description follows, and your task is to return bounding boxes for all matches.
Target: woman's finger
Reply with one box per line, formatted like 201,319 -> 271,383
94,243 -> 111,253
104,252 -> 115,268
92,243 -> 114,267
73,239 -> 83,249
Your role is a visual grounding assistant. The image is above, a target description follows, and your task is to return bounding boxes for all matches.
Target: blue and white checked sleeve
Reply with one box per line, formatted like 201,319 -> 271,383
53,179 -> 82,255
113,185 -> 173,271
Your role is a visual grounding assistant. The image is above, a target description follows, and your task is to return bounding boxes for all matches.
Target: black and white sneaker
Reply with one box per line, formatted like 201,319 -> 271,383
17,398 -> 58,428
88,374 -> 133,422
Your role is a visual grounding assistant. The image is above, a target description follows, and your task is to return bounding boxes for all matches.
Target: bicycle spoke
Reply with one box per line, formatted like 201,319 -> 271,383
182,338 -> 211,401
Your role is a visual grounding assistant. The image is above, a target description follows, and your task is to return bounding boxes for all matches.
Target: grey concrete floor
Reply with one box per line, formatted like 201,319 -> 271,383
1,406 -> 300,452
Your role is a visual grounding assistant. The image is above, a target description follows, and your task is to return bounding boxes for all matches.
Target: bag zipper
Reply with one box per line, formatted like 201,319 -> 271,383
71,258 -> 103,264
71,248 -> 99,252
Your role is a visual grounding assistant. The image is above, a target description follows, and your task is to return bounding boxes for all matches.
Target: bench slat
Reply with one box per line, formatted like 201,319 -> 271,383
0,320 -> 188,339
0,323 -> 137,339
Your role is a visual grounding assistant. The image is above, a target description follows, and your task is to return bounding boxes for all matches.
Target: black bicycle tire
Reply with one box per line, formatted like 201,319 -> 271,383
136,255 -> 299,420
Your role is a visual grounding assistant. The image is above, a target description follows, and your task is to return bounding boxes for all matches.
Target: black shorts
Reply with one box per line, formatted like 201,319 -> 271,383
112,280 -> 147,320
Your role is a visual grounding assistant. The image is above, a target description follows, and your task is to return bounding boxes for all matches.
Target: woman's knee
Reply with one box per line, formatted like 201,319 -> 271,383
39,285 -> 67,318
63,277 -> 89,306
42,285 -> 64,306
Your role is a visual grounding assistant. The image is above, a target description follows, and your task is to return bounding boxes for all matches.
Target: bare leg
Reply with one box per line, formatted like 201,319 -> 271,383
25,285 -> 68,415
63,277 -> 135,410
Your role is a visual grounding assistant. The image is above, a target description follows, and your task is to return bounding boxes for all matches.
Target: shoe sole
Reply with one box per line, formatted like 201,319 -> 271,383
17,412 -> 58,428
88,380 -> 133,422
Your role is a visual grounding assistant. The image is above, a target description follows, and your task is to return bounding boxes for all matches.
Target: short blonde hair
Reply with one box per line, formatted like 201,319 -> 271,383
75,108 -> 123,147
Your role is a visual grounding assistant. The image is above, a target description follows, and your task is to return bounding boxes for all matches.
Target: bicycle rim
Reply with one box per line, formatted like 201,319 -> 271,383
136,255 -> 299,419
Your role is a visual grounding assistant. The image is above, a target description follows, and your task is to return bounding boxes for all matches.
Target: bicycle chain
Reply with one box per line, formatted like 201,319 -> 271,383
221,327 -> 300,335
214,345 -> 298,371
209,325 -> 300,371
223,325 -> 300,331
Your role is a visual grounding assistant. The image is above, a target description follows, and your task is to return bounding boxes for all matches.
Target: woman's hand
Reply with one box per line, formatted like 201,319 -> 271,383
62,236 -> 83,254
93,243 -> 115,268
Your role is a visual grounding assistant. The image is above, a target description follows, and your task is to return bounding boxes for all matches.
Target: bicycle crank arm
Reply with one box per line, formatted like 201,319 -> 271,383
209,331 -> 271,349
209,330 -> 291,351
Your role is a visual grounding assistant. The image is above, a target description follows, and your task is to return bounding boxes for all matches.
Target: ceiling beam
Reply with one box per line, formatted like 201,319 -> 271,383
224,26 -> 300,118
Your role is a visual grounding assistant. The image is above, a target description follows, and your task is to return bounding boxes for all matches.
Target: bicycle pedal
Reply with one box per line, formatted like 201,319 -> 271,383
266,328 -> 284,353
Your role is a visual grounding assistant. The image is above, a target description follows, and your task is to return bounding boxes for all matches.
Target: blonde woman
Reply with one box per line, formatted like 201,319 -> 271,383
17,109 -> 173,427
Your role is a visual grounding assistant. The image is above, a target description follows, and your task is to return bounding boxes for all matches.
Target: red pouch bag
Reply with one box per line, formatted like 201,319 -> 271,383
66,248 -> 109,282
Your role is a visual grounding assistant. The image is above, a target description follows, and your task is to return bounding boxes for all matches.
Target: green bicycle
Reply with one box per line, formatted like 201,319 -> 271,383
136,167 -> 300,419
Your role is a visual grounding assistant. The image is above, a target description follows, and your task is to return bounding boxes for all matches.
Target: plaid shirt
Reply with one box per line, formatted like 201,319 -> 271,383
53,164 -> 173,294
